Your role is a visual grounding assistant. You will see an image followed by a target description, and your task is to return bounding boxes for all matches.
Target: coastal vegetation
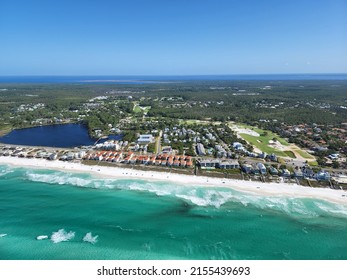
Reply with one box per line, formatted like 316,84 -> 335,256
0,80 -> 346,172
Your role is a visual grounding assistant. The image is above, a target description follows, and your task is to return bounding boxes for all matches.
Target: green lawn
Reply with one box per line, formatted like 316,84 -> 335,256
284,151 -> 296,159
133,105 -> 142,113
237,124 -> 289,146
133,104 -> 151,114
239,133 -> 290,157
295,149 -> 315,159
179,119 -> 211,125
234,123 -> 316,159
308,161 -> 319,166
239,129 -> 315,160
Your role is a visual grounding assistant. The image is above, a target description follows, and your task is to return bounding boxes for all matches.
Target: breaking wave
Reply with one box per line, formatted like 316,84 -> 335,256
176,189 -> 234,208
83,232 -> 98,244
50,229 -> 75,243
0,166 -> 14,177
26,172 -> 94,187
22,169 -> 347,219
118,181 -> 347,218
36,235 -> 48,240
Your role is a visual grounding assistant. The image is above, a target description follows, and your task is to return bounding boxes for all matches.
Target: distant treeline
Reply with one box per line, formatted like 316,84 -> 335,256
0,80 -> 346,133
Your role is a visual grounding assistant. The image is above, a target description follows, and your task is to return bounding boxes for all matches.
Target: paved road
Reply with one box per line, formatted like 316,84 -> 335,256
155,130 -> 162,154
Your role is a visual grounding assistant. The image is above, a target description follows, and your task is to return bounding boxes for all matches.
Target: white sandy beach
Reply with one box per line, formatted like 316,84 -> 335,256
1,156 -> 347,205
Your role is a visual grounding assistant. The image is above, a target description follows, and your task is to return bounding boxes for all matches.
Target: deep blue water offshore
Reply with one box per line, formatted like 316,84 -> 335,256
1,165 -> 347,260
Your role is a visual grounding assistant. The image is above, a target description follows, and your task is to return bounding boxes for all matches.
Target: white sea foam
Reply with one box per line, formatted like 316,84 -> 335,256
50,229 -> 75,243
36,235 -> 48,240
176,189 -> 235,208
22,167 -> 347,218
0,234 -> 7,238
101,180 -> 347,217
0,167 -> 13,177
313,201 -> 347,217
26,172 -> 93,187
83,232 -> 98,244
118,181 -> 173,196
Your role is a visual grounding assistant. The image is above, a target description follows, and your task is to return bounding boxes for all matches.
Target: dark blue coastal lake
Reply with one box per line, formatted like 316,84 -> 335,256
0,124 -> 96,147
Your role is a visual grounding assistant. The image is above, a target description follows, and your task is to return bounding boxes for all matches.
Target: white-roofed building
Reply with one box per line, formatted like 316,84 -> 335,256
137,134 -> 154,145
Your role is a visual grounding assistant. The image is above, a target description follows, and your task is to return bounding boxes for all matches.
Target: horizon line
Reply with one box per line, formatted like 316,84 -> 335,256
0,73 -> 347,77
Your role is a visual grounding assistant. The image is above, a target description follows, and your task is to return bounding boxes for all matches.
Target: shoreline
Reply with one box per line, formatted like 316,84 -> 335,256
1,156 -> 347,205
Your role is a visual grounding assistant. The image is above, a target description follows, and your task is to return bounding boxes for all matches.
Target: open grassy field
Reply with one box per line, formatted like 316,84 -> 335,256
133,103 -> 151,114
308,161 -> 319,166
238,124 -> 290,146
178,119 -> 221,125
236,123 -> 316,161
239,133 -> 293,157
294,149 -> 315,159
284,151 -> 296,158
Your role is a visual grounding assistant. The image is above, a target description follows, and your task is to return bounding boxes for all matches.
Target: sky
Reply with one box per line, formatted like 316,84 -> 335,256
0,0 -> 346,75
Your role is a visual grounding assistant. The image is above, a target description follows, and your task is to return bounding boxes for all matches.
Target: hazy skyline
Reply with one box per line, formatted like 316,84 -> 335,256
1,0 -> 346,75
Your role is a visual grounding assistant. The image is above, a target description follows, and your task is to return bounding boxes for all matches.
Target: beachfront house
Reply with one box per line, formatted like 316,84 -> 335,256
48,153 -> 58,160
280,169 -> 291,177
199,159 -> 220,169
123,153 -> 134,164
241,164 -> 253,174
257,163 -> 267,175
303,168 -> 315,178
269,166 -> 279,175
219,160 -> 240,169
293,170 -> 304,178
129,156 -> 137,164
251,164 -> 260,175
186,160 -> 193,168
316,171 -> 330,181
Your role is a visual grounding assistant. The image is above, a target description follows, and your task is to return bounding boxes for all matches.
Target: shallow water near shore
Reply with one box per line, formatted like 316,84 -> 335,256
1,164 -> 347,260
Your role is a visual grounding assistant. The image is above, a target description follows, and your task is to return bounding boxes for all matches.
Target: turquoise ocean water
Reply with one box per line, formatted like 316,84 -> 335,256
1,164 -> 347,260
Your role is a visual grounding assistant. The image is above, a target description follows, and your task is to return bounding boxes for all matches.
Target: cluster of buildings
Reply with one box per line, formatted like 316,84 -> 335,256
162,126 -> 198,144
84,151 -> 193,168
196,142 -> 232,157
240,163 -> 291,177
0,146 -> 86,161
30,117 -> 71,126
240,162 -> 331,181
0,144 -> 343,187
279,123 -> 347,151
95,140 -> 128,150
17,103 -> 45,112
159,125 -> 239,159
232,142 -> 277,161
198,155 -> 333,182
199,159 -> 240,169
